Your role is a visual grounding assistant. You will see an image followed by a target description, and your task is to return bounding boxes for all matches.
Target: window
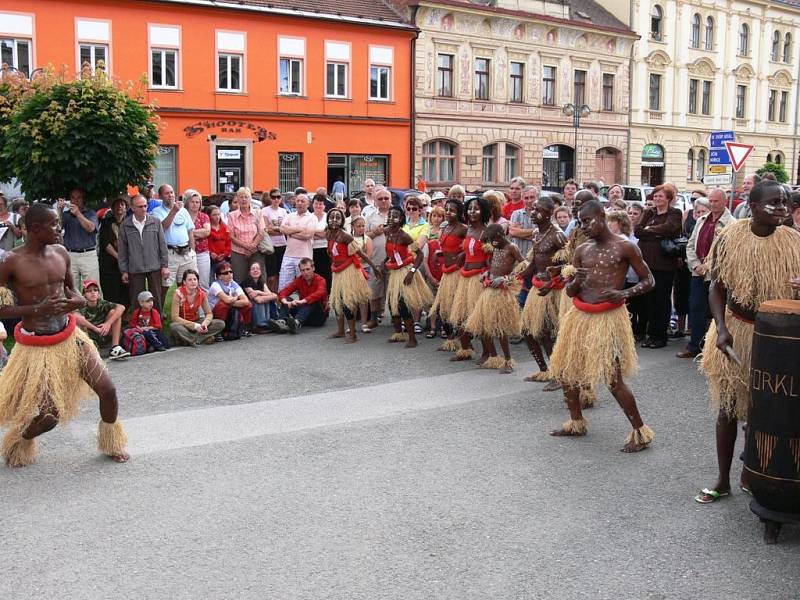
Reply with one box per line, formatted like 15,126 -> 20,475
505,145 -> 519,181
768,89 -> 777,121
325,41 -> 350,98
216,30 -> 245,92
370,66 -> 391,100
218,53 -> 241,91
780,91 -> 788,122
278,37 -> 305,96
422,140 -> 456,183
369,46 -> 393,101
573,70 -> 586,106
695,149 -> 706,182
1,38 -> 31,77
688,79 -> 698,114
691,14 -> 701,48
542,66 -> 556,106
437,54 -> 453,97
701,80 -> 711,116
772,31 -> 781,62
687,150 -> 694,180
649,73 -> 661,110
705,17 -> 714,50
279,153 -> 302,193
775,152 -> 784,165
784,33 -> 793,63
280,58 -> 302,95
151,49 -> 177,88
153,146 -> 178,192
739,23 -> 749,56
474,57 -> 490,100
736,85 -> 747,119
482,144 -> 497,182
80,44 -> 108,73
602,74 -> 614,111
651,5 -> 663,41
510,62 -> 524,103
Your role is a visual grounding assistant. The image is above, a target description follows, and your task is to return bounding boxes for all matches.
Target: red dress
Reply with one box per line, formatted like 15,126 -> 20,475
385,240 -> 414,270
461,235 -> 489,276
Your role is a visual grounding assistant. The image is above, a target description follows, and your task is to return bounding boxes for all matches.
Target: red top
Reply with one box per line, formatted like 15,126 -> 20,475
131,307 -> 162,329
385,240 -> 414,269
208,223 -> 232,258
176,286 -> 207,322
463,235 -> 489,264
278,273 -> 328,306
192,211 -> 211,254
426,238 -> 443,282
695,213 -> 720,262
328,239 -> 367,276
439,231 -> 462,254
502,200 -> 525,220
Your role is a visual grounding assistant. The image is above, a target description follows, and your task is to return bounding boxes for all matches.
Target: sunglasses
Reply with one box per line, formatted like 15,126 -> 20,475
219,270 -> 233,275
270,195 -> 282,199
406,206 -> 420,212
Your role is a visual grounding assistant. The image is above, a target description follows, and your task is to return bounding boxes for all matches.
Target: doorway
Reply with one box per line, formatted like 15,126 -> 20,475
327,154 -> 348,196
216,146 -> 246,194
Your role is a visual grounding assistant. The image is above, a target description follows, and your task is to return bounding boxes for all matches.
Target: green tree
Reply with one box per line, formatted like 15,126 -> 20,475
756,161 -> 789,183
1,66 -> 160,203
0,69 -> 32,183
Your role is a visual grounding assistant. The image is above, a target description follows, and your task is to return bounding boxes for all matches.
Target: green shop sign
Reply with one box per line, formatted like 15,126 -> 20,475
642,144 -> 664,160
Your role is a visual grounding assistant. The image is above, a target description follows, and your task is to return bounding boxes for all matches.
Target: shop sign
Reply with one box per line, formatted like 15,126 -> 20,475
543,146 -> 559,159
217,149 -> 241,160
184,119 -> 277,141
641,144 -> 664,160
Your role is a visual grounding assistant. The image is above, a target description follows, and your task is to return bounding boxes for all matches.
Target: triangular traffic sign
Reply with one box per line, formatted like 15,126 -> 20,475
724,141 -> 754,172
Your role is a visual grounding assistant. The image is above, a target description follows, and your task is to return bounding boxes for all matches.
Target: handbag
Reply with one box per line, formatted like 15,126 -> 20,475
257,234 -> 274,255
660,236 -> 689,258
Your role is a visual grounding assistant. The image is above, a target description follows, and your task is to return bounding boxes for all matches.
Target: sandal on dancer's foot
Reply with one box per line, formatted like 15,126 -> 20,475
694,488 -> 730,504
542,380 -> 561,392
425,330 -> 437,339
740,484 -> 752,496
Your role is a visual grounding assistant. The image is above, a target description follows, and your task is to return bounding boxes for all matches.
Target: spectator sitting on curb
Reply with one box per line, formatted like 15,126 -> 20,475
241,261 -> 283,334
170,269 -> 225,346
208,261 -> 253,339
275,257 -> 329,333
75,279 -> 130,359
128,290 -> 169,352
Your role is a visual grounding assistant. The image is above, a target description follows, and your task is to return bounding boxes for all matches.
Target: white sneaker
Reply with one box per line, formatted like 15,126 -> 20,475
109,345 -> 130,360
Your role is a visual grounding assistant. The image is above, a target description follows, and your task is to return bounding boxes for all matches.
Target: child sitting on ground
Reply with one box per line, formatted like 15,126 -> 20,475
124,290 -> 169,354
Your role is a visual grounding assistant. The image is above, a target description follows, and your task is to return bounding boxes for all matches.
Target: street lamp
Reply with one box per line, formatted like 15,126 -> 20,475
563,103 -> 590,183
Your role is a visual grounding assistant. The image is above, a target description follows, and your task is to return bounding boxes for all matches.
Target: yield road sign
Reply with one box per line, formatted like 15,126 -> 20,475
703,174 -> 732,186
724,142 -> 754,172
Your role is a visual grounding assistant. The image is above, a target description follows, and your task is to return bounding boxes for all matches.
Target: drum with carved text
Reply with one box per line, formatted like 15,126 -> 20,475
745,299 -> 800,516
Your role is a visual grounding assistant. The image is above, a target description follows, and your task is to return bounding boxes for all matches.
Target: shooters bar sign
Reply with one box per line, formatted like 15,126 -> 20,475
184,120 -> 277,142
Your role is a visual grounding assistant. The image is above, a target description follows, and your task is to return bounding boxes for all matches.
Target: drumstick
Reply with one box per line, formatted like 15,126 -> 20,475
722,344 -> 743,366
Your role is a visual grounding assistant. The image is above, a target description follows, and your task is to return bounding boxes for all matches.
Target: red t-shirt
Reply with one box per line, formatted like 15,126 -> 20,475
208,222 -> 232,258
502,200 -> 524,220
193,211 -> 211,254
278,273 -> 328,306
131,307 -> 162,329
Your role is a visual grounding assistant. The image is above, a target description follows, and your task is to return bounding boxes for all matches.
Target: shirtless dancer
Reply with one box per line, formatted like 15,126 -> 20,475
464,224 -> 525,373
430,199 -> 467,352
517,197 -> 566,384
0,203 -> 129,466
548,200 -> 656,452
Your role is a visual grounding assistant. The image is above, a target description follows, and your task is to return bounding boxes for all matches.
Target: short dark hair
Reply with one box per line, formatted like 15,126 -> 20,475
444,198 -> 465,222
760,172 -> 777,181
24,202 -> 55,230
157,183 -> 171,196
537,197 -> 555,213
388,205 -> 406,227
464,196 -> 490,224
182,269 -> 200,282
578,199 -> 605,218
562,179 -> 579,190
299,257 -> 314,268
312,193 -> 327,205
214,261 -> 232,276
484,223 -> 505,239
749,180 -> 786,205
583,181 -> 599,194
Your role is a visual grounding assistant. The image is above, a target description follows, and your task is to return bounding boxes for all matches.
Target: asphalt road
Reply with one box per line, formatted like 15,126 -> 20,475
1,321 -> 798,600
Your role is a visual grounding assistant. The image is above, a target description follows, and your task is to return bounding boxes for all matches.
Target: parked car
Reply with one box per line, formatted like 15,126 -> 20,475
600,185 -> 654,205
351,187 -> 417,208
204,192 -> 263,212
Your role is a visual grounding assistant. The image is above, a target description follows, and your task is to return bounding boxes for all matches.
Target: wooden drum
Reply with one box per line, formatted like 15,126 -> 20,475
745,299 -> 800,518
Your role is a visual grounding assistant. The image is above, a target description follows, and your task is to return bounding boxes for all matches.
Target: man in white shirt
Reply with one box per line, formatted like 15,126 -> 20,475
151,184 -> 197,303
360,179 -> 378,219
278,194 -> 317,291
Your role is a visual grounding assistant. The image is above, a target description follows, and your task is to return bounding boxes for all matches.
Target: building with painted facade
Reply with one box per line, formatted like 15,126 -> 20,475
0,0 -> 415,196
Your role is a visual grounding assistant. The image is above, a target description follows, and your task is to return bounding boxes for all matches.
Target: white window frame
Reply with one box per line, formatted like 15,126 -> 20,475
368,45 -> 393,102
76,18 -> 112,74
325,41 -> 351,99
280,58 -> 303,95
0,37 -> 32,76
216,30 -> 246,93
278,36 -> 305,96
148,24 -> 181,90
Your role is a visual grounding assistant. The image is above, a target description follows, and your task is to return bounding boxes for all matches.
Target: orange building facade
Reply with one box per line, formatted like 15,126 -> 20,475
0,0 -> 415,196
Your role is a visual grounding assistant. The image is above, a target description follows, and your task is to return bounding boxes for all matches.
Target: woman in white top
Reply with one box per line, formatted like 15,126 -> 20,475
262,187 -> 288,293
311,193 -> 331,293
350,215 -> 374,332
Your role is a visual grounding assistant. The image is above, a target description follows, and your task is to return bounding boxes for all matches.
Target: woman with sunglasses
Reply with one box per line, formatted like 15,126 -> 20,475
402,196 -> 429,334
262,187 -> 288,294
384,206 -> 433,348
326,208 -> 382,343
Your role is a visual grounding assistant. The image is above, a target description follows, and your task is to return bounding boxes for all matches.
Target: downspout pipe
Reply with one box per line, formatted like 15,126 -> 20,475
793,34 -> 800,184
410,6 -> 421,189
626,3 -> 635,185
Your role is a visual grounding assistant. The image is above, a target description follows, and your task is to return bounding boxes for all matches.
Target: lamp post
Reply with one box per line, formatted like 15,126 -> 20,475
562,103 -> 590,184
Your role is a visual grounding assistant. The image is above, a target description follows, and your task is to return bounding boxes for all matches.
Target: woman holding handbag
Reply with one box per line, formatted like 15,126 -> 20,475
227,187 -> 267,284
633,184 -> 683,348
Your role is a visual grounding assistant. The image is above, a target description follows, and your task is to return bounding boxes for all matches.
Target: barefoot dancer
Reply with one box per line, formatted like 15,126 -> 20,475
0,203 -> 129,467
549,200 -> 656,452
517,197 -> 566,382
430,199 -> 467,352
464,225 -> 525,373
326,208 -> 382,344
383,206 -> 433,348
449,197 -> 491,362
695,181 -> 800,503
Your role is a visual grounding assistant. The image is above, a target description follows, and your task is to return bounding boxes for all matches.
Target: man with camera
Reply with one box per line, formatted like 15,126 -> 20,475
57,187 -> 100,294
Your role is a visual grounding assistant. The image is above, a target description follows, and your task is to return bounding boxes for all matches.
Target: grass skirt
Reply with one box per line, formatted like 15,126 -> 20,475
700,312 -> 753,420
521,287 -> 562,339
450,273 -> 485,327
330,263 -> 371,316
430,269 -> 460,323
0,322 -> 95,430
464,281 -> 522,338
387,265 -> 434,315
549,304 -> 637,389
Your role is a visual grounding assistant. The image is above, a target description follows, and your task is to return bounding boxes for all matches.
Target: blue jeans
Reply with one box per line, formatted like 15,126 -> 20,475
518,273 -> 532,308
279,302 -> 328,327
251,301 -> 279,327
688,277 -> 711,353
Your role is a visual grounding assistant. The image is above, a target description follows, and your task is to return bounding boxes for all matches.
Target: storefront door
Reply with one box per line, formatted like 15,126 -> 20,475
216,146 -> 246,193
641,144 -> 665,186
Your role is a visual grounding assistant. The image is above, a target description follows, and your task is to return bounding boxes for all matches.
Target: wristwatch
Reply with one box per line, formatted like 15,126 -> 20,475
409,267 -> 417,273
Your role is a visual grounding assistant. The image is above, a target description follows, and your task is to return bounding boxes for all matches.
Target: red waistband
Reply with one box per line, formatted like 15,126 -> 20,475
531,275 -> 566,291
15,313 -> 77,346
442,263 -> 461,274
387,257 -> 414,270
461,267 -> 485,277
572,297 -> 625,313
331,255 -> 368,279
